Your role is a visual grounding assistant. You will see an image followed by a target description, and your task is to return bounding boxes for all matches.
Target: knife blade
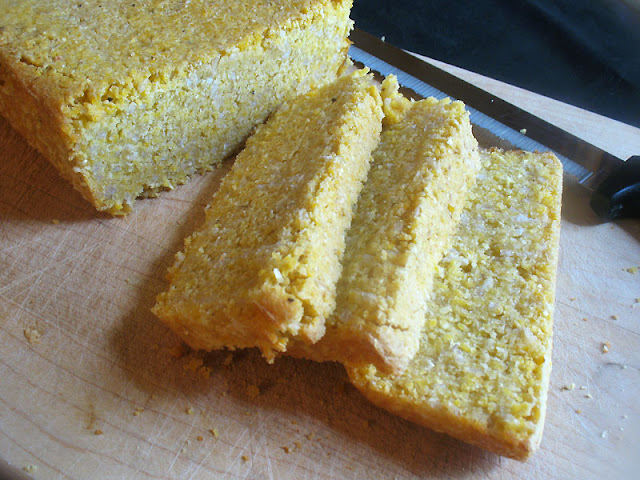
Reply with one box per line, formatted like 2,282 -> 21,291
349,28 -> 640,221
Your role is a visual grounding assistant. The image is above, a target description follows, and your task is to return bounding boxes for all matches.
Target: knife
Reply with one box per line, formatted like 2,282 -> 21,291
349,28 -> 640,221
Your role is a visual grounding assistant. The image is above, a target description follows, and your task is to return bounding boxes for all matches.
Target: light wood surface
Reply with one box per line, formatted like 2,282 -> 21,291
1,53 -> 639,480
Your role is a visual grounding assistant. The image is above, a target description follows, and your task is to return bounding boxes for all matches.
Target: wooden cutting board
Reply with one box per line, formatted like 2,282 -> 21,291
1,61 -> 639,479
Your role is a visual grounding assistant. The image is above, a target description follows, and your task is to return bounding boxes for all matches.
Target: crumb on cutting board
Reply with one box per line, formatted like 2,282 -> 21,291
246,385 -> 260,399
169,344 -> 186,359
24,327 -> 41,344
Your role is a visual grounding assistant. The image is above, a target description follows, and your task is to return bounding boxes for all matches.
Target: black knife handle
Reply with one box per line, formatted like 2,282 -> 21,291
590,156 -> 640,221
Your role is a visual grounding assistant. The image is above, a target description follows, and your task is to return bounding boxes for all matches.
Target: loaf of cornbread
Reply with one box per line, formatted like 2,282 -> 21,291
0,0 -> 354,214
153,71 -> 383,360
289,77 -> 480,374
348,149 -> 563,460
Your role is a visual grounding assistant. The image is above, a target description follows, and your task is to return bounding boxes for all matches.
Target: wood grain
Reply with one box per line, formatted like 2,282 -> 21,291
1,59 -> 639,479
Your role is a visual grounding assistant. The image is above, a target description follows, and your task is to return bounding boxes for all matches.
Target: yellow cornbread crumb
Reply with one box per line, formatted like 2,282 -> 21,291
23,327 -> 41,344
0,0 -> 354,214
23,465 -> 37,473
290,76 -> 480,374
348,149 -> 563,460
153,71 -> 383,360
209,428 -> 219,438
168,344 -> 186,359
246,385 -> 261,399
602,341 -> 610,353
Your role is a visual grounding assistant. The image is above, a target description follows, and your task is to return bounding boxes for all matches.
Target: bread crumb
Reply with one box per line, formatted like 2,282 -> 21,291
561,383 -> 576,391
582,317 -> 588,322
184,357 -> 212,379
569,297 -> 576,301
601,430 -> 608,439
169,344 -> 186,359
94,429 -> 104,435
575,409 -> 582,414
209,428 -> 219,437
282,445 -> 291,453
23,465 -> 37,473
585,393 -> 593,399
184,358 -> 204,373
306,432 -> 315,441
197,435 -> 203,441
611,315 -> 618,320
24,327 -> 41,344
602,341 -> 610,353
185,407 -> 195,415
133,407 -> 144,416
246,384 -> 260,399
580,385 -> 587,390
241,455 -> 249,462
519,128 -> 527,134
625,266 -> 638,274
51,219 -> 60,224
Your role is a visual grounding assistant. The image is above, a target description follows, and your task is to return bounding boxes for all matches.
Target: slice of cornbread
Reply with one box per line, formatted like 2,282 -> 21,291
348,149 -> 563,460
289,77 -> 480,374
153,71 -> 383,360
0,0 -> 354,214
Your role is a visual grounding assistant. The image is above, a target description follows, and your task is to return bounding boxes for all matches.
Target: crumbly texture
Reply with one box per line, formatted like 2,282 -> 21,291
153,71 -> 383,361
289,77 -> 480,374
0,0 -> 353,214
348,149 -> 563,460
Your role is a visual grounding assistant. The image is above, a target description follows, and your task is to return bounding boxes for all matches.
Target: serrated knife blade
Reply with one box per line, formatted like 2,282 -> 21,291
349,28 -> 640,221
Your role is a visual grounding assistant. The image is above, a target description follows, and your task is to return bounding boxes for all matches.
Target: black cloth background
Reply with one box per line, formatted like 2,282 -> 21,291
352,0 -> 640,129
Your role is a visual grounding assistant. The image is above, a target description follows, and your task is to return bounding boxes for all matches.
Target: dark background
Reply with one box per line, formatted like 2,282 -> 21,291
351,0 -> 640,128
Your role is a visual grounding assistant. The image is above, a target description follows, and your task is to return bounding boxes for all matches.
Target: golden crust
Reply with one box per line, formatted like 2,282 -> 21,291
348,148 -> 563,460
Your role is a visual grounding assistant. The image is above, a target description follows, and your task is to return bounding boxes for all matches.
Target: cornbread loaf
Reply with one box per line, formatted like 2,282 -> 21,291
153,71 -> 384,360
0,0 -> 354,214
289,77 -> 481,374
348,149 -> 563,460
